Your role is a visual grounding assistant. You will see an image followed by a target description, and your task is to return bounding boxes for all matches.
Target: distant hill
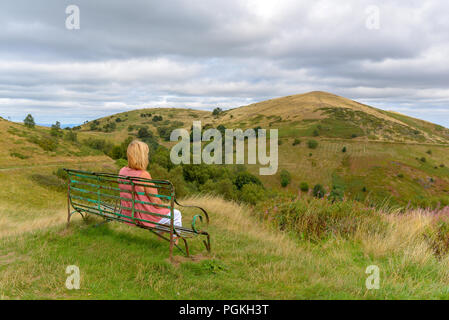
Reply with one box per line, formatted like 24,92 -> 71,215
77,91 -> 449,145
67,92 -> 449,207
0,116 -> 110,168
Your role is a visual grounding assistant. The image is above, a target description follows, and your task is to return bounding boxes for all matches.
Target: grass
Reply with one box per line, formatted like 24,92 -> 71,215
2,191 -> 449,299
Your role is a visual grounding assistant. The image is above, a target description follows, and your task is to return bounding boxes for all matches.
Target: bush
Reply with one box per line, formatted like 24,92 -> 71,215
312,184 -> 326,199
280,169 -> 291,188
138,127 -> 151,139
299,182 -> 309,192
234,171 -> 263,190
240,183 -> 265,205
307,140 -> 318,149
152,115 -> 163,122
292,139 -> 301,146
313,129 -> 319,137
342,146 -> 347,153
420,157 -> 426,163
329,185 -> 344,203
64,130 -> 78,142
215,178 -> 238,201
10,152 -> 29,159
257,197 -> 383,240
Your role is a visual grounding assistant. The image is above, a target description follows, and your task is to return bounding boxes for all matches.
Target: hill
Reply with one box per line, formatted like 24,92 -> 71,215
1,194 -> 449,299
74,91 -> 449,208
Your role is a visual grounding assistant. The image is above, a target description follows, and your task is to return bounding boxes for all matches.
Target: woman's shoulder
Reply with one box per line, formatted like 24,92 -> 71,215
140,170 -> 151,179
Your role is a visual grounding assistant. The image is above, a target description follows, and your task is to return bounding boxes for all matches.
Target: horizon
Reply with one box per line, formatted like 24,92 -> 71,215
5,91 -> 449,130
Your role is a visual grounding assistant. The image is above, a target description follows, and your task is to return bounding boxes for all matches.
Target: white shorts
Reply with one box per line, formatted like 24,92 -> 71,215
158,208 -> 182,228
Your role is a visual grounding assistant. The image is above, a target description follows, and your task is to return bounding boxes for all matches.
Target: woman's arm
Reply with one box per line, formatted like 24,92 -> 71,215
140,171 -> 163,205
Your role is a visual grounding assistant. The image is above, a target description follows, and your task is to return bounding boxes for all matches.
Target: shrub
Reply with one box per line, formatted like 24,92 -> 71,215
420,157 -> 426,163
342,146 -> 347,153
299,182 -> 309,192
23,114 -> 35,128
138,127 -> 151,139
10,152 -> 29,159
215,178 -> 238,201
329,185 -> 344,203
313,129 -> 319,137
64,130 -> 78,142
280,169 -> 291,188
312,184 -> 326,199
240,183 -> 265,205
292,139 -> 301,146
234,171 -> 263,190
152,115 -> 163,122
440,164 -> 445,168
257,197 -> 383,240
307,140 -> 318,149
426,150 -> 432,155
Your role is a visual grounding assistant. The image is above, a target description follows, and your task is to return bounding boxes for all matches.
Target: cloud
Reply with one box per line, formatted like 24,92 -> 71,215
0,0 -> 448,127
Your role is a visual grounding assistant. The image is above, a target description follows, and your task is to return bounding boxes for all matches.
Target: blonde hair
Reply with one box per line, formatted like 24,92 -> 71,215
127,140 -> 149,170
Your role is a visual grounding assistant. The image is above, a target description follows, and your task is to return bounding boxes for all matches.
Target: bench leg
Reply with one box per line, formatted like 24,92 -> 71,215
181,237 -> 190,257
203,234 -> 211,253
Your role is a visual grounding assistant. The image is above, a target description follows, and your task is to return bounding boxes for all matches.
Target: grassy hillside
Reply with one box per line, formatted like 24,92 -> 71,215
0,116 -> 110,168
72,91 -> 449,208
1,191 -> 449,299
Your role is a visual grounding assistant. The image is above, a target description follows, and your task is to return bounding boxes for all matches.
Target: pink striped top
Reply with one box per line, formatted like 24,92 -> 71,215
118,167 -> 170,227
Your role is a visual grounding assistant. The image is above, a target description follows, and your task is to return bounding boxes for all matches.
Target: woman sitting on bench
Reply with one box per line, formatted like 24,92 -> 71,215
118,140 -> 182,231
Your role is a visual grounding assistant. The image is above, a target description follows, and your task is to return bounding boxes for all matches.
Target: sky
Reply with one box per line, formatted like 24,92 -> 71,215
1,0 -> 449,127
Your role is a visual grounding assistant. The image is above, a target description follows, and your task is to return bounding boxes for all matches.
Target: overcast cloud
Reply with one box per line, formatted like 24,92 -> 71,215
1,0 -> 449,127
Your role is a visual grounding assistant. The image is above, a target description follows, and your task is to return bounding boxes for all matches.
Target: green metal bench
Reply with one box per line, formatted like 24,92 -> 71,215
64,169 -> 211,259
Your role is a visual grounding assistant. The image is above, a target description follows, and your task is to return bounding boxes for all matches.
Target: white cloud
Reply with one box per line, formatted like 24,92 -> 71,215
0,0 -> 448,127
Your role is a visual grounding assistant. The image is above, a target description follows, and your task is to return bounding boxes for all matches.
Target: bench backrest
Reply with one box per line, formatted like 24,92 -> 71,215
65,169 -> 175,227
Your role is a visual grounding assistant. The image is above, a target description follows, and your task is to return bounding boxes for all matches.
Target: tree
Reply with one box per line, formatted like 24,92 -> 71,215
280,169 -> 291,187
24,114 -> 35,128
212,107 -> 223,116
51,121 -> 63,137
